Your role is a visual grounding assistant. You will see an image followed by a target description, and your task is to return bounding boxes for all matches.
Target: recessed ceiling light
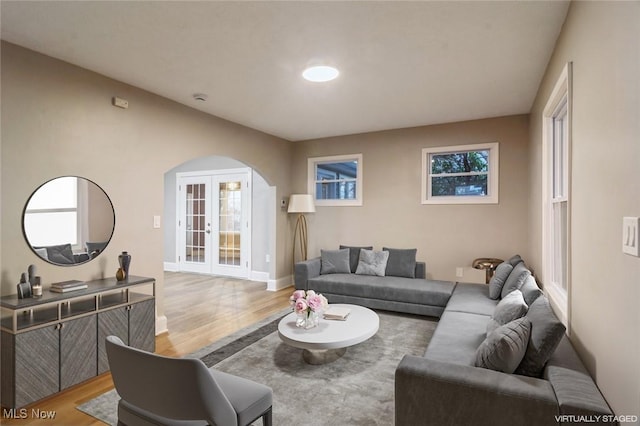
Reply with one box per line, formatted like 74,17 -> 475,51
302,66 -> 339,82
193,93 -> 208,101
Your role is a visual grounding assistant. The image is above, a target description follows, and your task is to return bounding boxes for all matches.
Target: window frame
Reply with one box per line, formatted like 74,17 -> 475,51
308,154 -> 363,207
421,142 -> 499,205
542,62 -> 572,329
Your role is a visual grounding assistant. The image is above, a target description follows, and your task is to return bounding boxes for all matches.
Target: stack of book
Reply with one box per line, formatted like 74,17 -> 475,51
323,306 -> 351,321
50,280 -> 87,293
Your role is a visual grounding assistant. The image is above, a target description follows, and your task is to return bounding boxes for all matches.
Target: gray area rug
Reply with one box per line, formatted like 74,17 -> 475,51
78,309 -> 437,425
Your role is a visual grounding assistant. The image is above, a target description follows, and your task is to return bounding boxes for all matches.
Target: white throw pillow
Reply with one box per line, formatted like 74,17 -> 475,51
355,249 -> 389,277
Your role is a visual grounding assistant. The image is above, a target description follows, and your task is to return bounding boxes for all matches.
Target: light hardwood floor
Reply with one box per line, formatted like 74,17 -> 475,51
1,272 -> 292,425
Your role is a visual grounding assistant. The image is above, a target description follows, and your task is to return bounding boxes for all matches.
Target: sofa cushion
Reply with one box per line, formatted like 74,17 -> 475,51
475,317 -> 531,374
355,249 -> 389,276
320,249 -> 351,274
486,289 -> 528,335
424,310 -> 489,366
444,282 -> 498,316
307,274 -> 454,308
501,262 -> 531,299
488,262 -> 513,299
519,275 -> 543,306
516,296 -> 566,377
382,247 -> 417,278
340,245 -> 373,273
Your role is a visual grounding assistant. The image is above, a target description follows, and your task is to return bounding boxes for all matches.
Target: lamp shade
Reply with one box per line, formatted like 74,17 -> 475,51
288,194 -> 315,213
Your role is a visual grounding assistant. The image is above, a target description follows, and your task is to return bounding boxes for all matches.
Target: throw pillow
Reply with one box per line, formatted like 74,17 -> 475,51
355,249 -> 389,277
382,247 -> 417,278
45,243 -> 76,264
320,249 -> 351,275
519,275 -> 543,306
500,262 -> 531,299
515,296 -> 566,377
486,290 -> 528,335
340,245 -> 373,273
475,317 -> 532,374
507,254 -> 524,266
488,262 -> 513,300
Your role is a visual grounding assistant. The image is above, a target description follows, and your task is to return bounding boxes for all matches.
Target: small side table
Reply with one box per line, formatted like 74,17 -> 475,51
472,258 -> 504,284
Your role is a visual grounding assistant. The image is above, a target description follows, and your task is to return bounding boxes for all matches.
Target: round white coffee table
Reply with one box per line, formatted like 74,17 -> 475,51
277,304 -> 379,364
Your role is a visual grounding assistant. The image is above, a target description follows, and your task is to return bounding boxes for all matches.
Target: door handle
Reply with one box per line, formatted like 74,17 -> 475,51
206,229 -> 211,234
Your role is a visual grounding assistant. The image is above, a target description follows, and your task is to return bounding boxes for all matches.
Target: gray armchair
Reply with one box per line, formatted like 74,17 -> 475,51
105,336 -> 273,426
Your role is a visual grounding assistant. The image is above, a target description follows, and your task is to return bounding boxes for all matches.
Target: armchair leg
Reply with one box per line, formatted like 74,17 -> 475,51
262,407 -> 272,426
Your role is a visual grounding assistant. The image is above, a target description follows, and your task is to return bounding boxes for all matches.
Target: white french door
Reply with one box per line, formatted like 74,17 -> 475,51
177,170 -> 251,278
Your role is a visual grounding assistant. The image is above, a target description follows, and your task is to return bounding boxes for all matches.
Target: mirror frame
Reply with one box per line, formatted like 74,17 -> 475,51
22,176 -> 116,267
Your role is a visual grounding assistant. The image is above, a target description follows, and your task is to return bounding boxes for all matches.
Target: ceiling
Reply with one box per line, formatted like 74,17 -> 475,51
1,1 -> 570,141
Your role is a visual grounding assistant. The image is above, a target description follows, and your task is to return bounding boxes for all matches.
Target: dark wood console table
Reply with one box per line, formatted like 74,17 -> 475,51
1,276 -> 155,409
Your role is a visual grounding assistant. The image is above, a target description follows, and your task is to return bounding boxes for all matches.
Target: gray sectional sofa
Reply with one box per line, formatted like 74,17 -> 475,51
295,250 -> 615,425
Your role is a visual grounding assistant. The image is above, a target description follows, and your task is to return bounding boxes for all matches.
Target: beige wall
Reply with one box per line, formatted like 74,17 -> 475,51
0,42 -> 293,318
528,1 -> 640,418
292,115 -> 530,282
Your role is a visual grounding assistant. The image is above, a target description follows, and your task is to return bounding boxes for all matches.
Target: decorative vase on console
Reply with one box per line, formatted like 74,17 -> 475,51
118,251 -> 132,280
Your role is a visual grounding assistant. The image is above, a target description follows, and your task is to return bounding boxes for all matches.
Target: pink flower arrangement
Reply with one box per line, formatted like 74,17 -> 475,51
290,289 -> 328,316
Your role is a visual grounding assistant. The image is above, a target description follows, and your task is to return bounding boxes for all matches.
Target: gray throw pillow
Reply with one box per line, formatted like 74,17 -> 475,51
486,290 -> 528,335
519,275 -> 543,306
507,254 -> 524,266
501,262 -> 531,299
382,247 -> 417,278
489,262 -> 513,300
320,249 -> 351,274
45,243 -> 76,264
515,296 -> 566,377
340,245 -> 373,273
475,317 -> 532,374
355,249 -> 389,277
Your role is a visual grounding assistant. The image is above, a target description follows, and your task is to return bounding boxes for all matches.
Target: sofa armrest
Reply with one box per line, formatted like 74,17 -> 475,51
395,355 -> 559,426
294,257 -> 321,290
415,262 -> 426,279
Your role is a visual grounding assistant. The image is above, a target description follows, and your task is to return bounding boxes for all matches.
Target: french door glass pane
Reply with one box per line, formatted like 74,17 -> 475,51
185,183 -> 206,263
219,181 -> 241,266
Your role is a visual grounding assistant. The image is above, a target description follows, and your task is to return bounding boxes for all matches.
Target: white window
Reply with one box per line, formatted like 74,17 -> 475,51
422,143 -> 499,204
542,63 -> 572,327
23,176 -> 88,250
308,154 -> 363,206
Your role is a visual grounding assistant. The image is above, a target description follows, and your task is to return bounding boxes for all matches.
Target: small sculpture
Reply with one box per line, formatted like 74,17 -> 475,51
28,264 -> 37,287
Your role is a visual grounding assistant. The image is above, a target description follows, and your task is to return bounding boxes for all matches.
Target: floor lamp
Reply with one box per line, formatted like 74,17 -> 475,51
288,194 -> 316,267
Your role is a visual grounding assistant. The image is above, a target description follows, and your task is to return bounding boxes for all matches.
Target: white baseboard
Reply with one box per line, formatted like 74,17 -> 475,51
267,275 -> 293,292
250,270 -> 269,283
156,315 -> 168,335
164,262 -> 179,272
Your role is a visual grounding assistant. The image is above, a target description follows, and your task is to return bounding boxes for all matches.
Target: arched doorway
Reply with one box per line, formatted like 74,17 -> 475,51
163,156 -> 275,282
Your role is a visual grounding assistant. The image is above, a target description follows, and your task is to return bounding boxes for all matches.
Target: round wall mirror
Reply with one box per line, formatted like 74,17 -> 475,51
23,176 -> 115,266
